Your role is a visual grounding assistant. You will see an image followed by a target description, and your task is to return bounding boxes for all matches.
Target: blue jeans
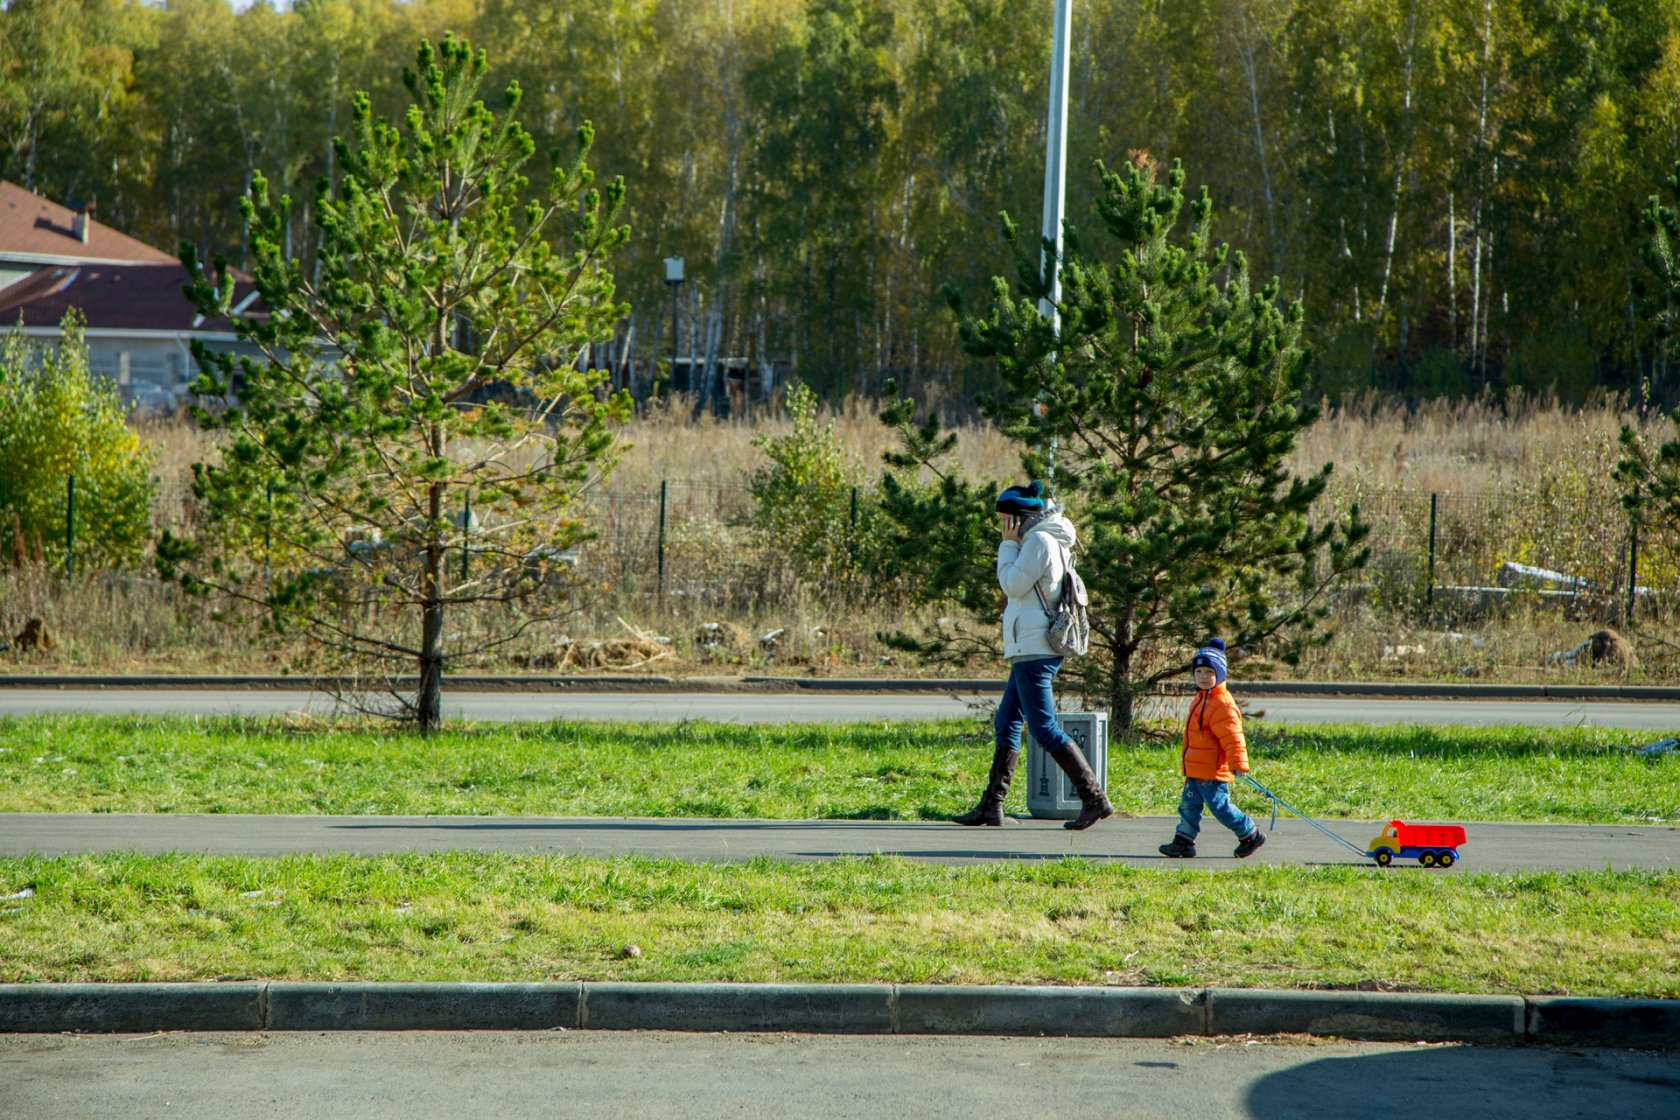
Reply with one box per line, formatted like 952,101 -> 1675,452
1175,778 -> 1256,842
995,657 -> 1074,756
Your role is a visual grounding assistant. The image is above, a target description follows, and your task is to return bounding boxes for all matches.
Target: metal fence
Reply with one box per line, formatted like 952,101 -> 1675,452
5,473 -> 1678,621
581,479 -> 1680,622
0,474 -> 79,577
1327,485 -> 1678,620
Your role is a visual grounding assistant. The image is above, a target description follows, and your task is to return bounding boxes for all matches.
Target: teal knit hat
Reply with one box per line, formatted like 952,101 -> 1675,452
996,480 -> 1047,516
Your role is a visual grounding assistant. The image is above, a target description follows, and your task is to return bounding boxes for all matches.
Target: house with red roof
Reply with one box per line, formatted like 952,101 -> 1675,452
0,180 -> 259,411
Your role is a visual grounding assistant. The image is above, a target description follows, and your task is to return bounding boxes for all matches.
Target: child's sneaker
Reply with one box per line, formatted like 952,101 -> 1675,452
1158,835 -> 1197,858
1234,830 -> 1267,859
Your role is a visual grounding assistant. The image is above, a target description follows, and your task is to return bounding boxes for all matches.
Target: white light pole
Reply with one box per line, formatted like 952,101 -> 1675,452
1040,0 -> 1071,327
1038,0 -> 1072,477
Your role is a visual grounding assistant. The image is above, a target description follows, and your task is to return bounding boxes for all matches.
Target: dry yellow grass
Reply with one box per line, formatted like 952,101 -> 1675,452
134,390 -> 1668,516
605,393 -> 1020,495
1298,390 -> 1644,492
2,393 -> 1676,682
132,411 -> 221,536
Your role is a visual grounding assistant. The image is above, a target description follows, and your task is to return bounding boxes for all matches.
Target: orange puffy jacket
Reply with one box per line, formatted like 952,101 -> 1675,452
1181,683 -> 1249,782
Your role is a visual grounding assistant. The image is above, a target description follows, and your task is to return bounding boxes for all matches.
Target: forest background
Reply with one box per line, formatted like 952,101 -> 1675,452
4,0 -> 1680,690
6,0 -> 1680,405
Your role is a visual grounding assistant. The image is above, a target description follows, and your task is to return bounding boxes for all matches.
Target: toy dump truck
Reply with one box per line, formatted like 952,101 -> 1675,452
1366,820 -> 1467,868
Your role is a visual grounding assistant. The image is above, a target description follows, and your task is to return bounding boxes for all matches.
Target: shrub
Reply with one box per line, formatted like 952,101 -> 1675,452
748,382 -> 866,587
0,313 -> 156,570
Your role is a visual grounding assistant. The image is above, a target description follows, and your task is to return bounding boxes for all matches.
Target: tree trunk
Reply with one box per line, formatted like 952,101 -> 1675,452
699,0 -> 741,418
1626,287 -> 1648,418
1376,0 -> 1419,322
1486,159 -> 1499,364
418,593 -> 444,733
1448,190 -> 1458,349
757,304 -> 772,403
696,298 -> 724,416
1338,217 -> 1362,323
1470,0 -> 1493,381
1470,227 -> 1483,374
23,113 -> 37,193
1106,617 -> 1137,733
618,317 -> 636,397
312,69 -> 341,290
418,474 -> 445,734
1237,5 -> 1280,268
904,170 -> 919,379
687,284 -> 701,396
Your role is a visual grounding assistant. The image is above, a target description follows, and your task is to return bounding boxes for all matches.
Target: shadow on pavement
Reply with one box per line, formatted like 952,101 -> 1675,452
328,819 -> 958,832
324,820 -> 1385,867
1243,1045 -> 1680,1120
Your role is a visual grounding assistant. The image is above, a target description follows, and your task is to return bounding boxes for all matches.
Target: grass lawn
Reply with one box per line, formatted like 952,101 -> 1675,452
3,716 -> 1676,997
0,715 -> 1674,824
0,852 -> 1673,997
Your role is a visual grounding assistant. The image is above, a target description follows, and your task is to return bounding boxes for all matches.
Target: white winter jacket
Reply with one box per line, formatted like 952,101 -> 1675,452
997,509 -> 1078,661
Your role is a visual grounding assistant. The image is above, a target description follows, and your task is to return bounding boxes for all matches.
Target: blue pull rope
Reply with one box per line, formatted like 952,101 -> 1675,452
1237,773 -> 1370,860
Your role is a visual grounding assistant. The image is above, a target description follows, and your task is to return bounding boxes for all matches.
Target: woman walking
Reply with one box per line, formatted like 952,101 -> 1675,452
953,481 -> 1113,830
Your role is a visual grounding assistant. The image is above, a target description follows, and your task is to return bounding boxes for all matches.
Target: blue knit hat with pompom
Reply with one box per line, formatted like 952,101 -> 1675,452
1191,638 -> 1228,686
996,480 -> 1047,516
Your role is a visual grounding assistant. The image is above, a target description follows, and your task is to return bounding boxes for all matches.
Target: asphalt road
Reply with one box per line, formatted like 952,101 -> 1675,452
3,688 -> 1680,729
4,812 -> 1675,872
5,1031 -> 1677,1120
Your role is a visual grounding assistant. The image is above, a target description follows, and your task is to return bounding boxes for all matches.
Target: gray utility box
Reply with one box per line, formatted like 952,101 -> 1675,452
1025,711 -> 1110,820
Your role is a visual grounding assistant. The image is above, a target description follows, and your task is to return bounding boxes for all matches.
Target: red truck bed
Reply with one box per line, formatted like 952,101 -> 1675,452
1392,821 -> 1467,848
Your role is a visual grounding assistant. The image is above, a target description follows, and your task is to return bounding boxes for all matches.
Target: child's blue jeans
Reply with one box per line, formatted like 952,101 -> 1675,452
1175,778 -> 1257,842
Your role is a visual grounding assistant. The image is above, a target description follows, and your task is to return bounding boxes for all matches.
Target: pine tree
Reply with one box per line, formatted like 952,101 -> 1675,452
1618,161 -> 1680,551
161,35 -> 631,732
886,155 -> 1368,730
872,389 -> 1006,662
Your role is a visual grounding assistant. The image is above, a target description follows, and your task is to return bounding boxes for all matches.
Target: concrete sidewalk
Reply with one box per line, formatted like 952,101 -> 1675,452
2,981 -> 1676,1047
5,812 -> 1677,872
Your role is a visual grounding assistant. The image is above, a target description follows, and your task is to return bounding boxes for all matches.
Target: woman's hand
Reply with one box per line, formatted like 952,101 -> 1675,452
999,513 -> 1024,542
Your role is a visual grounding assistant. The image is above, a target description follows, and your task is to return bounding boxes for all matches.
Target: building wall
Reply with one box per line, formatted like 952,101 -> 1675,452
85,337 -> 185,387
83,337 -> 188,410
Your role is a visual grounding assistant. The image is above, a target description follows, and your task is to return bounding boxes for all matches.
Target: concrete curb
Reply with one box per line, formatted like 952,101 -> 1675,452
1527,996 -> 1680,1045
893,985 -> 1207,1038
580,983 -> 891,1034
3,673 -> 1678,701
0,983 -> 264,1033
264,982 -> 581,1032
2,983 -> 1675,1046
1205,989 -> 1524,1044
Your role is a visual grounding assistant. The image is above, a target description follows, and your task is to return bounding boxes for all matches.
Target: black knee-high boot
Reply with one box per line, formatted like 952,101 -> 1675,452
952,744 -> 1019,826
1050,742 -> 1114,830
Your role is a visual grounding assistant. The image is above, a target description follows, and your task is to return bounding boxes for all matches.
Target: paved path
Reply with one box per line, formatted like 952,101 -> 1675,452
6,1031 -> 1677,1120
4,688 -> 1680,729
4,812 -> 1675,872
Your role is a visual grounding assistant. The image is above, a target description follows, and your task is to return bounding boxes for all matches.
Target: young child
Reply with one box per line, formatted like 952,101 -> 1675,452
1158,638 -> 1267,859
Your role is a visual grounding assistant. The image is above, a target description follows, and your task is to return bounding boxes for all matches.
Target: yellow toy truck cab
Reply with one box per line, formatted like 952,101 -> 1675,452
1366,823 -> 1402,866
